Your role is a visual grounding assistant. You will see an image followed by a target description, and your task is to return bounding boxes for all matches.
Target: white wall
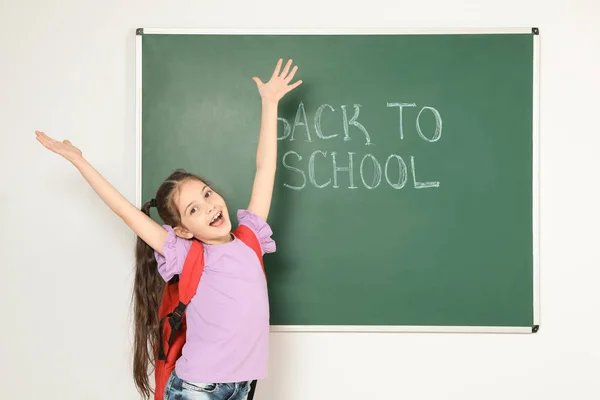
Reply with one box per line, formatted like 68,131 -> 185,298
1,0 -> 599,399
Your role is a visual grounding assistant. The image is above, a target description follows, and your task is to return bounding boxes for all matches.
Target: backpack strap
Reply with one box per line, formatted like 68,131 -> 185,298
179,240 -> 205,304
234,225 -> 266,281
164,240 -> 205,348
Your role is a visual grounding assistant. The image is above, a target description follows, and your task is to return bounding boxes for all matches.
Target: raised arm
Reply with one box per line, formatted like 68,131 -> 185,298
35,130 -> 168,255
247,59 -> 302,221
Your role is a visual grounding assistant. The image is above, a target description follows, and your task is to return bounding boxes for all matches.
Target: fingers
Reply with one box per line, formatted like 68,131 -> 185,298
35,130 -> 47,141
35,135 -> 45,147
36,136 -> 55,151
35,130 -> 60,152
285,65 -> 298,82
287,80 -> 303,92
252,77 -> 264,87
36,131 -> 54,144
280,59 -> 293,79
271,58 -> 283,79
35,130 -> 52,146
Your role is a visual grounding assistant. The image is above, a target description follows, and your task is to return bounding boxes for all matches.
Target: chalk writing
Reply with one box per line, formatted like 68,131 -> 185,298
278,102 -> 442,191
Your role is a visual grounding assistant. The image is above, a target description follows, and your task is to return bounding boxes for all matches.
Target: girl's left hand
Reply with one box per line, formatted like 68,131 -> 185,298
253,59 -> 302,103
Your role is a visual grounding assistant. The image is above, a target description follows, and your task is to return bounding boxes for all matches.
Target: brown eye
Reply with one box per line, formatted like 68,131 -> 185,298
205,190 -> 212,198
190,207 -> 197,215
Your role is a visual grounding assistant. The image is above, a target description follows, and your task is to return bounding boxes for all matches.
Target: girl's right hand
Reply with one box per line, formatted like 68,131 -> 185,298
35,130 -> 83,164
35,130 -> 168,254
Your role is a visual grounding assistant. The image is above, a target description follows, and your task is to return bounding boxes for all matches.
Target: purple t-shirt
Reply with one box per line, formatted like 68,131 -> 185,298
154,209 -> 275,384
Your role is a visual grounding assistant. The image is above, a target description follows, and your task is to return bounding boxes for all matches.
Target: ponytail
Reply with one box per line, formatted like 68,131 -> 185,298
130,170 -> 207,398
132,200 -> 165,399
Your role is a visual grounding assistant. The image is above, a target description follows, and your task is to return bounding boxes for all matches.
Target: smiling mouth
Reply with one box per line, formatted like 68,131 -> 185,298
209,211 -> 224,227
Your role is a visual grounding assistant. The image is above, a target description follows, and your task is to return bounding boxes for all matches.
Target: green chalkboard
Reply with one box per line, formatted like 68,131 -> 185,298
137,30 -> 539,332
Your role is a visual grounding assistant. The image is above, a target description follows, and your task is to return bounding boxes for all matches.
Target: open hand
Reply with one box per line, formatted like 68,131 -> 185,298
35,130 -> 82,164
253,59 -> 302,103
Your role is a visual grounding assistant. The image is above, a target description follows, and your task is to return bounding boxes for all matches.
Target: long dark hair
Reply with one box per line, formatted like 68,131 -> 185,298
132,169 -> 205,399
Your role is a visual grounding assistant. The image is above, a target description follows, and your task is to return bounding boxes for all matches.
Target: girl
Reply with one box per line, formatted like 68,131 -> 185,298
35,59 -> 302,400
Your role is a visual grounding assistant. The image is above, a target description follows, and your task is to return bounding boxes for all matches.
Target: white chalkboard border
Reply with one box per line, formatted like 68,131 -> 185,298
135,28 -> 541,334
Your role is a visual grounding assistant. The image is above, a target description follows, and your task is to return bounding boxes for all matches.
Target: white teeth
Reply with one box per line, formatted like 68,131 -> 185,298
210,212 -> 221,223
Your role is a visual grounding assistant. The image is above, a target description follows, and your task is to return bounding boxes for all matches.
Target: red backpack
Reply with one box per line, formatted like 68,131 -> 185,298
154,225 -> 266,399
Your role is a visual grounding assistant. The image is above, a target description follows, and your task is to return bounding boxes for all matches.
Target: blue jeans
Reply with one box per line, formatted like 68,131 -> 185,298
164,371 -> 253,400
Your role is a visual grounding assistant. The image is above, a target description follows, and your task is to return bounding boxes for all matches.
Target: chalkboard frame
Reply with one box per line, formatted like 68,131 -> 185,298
135,28 -> 540,334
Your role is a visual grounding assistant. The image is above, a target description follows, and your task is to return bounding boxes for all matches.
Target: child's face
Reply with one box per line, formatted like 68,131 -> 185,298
173,179 -> 232,244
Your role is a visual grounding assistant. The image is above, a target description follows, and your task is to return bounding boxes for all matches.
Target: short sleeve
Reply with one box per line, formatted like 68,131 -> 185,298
154,225 -> 193,282
237,209 -> 276,255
